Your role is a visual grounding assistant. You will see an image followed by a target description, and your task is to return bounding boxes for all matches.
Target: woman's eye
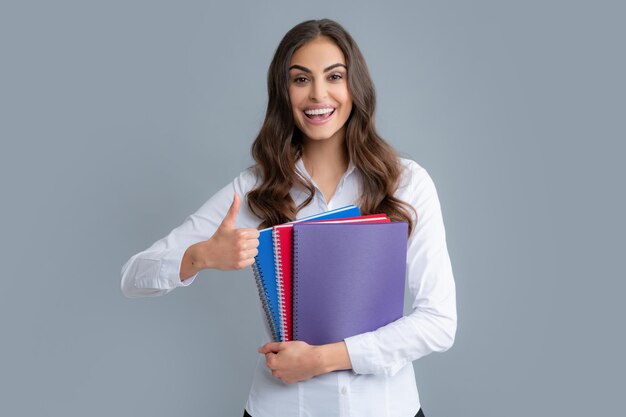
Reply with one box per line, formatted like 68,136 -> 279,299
329,73 -> 343,81
293,76 -> 308,84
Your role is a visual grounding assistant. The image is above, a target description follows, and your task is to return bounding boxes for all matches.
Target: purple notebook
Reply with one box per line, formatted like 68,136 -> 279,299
292,222 -> 408,346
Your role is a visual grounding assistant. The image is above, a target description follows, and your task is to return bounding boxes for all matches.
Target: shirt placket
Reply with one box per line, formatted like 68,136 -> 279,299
338,371 -> 351,417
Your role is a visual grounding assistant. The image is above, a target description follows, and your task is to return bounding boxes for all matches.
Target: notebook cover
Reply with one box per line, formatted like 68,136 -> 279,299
273,225 -> 294,342
292,222 -> 408,346
273,214 -> 390,342
252,205 -> 362,341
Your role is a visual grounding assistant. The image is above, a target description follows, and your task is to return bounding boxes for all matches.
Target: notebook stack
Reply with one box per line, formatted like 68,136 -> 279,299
251,205 -> 408,345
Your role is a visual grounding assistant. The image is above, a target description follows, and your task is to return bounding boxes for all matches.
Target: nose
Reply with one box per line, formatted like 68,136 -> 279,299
309,79 -> 328,101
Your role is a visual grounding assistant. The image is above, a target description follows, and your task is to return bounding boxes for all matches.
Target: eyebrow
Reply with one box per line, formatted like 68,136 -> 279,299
288,63 -> 347,73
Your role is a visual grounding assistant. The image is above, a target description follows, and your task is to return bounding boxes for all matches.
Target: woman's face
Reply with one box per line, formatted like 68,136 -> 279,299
288,36 -> 353,144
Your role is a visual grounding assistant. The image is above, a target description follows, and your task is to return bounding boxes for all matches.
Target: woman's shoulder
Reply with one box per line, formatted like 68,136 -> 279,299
396,156 -> 429,184
394,156 -> 439,201
398,156 -> 424,170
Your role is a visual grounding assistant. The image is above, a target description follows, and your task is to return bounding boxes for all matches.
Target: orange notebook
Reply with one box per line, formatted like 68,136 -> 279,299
272,214 -> 390,341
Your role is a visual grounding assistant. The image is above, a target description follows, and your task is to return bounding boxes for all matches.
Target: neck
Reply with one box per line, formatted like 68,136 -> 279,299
301,130 -> 349,178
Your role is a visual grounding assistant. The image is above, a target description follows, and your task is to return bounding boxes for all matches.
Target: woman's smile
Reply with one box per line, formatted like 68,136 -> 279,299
303,105 -> 336,124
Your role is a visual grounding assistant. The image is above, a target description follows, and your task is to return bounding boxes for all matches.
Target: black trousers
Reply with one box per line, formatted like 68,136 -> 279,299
243,408 -> 425,417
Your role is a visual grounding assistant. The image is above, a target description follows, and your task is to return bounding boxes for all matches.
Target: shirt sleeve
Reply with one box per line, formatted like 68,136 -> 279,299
343,162 -> 457,376
120,168 -> 259,298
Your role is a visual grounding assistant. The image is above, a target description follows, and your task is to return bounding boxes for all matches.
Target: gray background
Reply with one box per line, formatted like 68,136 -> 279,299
1,0 -> 624,416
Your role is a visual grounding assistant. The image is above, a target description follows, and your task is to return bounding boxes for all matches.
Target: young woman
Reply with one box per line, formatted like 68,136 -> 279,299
121,18 -> 456,417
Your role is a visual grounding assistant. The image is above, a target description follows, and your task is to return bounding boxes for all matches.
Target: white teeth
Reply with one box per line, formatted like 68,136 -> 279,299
304,108 -> 334,115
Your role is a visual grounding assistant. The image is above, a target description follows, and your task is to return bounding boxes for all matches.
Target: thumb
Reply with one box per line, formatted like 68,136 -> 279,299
258,342 -> 287,354
220,193 -> 240,230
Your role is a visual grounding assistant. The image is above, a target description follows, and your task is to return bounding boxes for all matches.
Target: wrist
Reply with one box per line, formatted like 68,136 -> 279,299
190,240 -> 214,272
194,239 -> 215,270
317,341 -> 352,374
180,242 -> 207,281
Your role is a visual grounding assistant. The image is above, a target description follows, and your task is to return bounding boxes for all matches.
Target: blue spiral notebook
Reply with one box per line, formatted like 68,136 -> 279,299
252,205 -> 361,341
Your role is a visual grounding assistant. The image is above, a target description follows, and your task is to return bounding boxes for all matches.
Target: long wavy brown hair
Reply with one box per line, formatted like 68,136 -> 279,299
247,18 -> 416,235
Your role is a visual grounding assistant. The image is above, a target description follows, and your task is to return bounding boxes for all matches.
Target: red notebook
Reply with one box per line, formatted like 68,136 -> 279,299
272,214 -> 390,341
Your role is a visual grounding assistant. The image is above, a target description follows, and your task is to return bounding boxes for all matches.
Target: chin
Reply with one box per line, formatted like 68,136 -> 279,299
303,131 -> 338,141
298,122 -> 347,143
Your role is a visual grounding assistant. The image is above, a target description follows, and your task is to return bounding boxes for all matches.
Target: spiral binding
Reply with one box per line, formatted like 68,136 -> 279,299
251,260 -> 278,342
273,229 -> 289,341
292,227 -> 300,341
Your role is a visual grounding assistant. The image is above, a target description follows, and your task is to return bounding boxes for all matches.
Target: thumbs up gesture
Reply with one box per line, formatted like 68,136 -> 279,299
181,193 -> 260,278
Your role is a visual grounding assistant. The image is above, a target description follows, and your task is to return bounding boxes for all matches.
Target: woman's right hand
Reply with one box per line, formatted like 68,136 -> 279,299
180,193 -> 260,280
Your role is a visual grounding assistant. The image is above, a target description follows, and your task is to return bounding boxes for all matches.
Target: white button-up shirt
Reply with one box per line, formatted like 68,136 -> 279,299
121,157 -> 457,417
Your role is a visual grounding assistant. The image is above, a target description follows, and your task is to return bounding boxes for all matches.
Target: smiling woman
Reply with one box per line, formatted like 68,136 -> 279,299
247,19 -> 420,233
121,18 -> 456,417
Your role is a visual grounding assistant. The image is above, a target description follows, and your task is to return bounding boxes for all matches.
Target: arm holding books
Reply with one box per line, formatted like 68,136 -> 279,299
342,165 -> 457,377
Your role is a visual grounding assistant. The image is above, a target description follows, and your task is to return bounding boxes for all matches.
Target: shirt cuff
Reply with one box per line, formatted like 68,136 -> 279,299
134,247 -> 198,290
343,331 -> 383,375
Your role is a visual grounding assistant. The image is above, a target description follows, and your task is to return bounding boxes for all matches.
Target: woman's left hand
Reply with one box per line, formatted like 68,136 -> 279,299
257,341 -> 325,384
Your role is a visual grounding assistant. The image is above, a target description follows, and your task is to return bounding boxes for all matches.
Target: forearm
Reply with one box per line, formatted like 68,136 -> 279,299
343,299 -> 457,376
317,341 -> 353,373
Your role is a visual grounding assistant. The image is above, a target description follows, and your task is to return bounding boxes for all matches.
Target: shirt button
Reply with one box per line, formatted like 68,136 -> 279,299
341,386 -> 348,395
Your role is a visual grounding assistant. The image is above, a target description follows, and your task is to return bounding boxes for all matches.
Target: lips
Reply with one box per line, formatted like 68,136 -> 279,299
304,108 -> 335,120
302,107 -> 336,126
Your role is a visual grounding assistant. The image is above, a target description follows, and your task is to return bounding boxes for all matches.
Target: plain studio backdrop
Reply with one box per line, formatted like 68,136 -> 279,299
1,1 -> 623,416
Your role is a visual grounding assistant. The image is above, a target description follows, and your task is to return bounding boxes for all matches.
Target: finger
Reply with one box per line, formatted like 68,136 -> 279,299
235,257 -> 256,270
241,239 -> 259,251
258,342 -> 282,353
271,342 -> 288,352
258,343 -> 271,353
235,231 -> 260,246
219,193 -> 240,230
265,353 -> 280,370
238,228 -> 261,240
240,242 -> 259,256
